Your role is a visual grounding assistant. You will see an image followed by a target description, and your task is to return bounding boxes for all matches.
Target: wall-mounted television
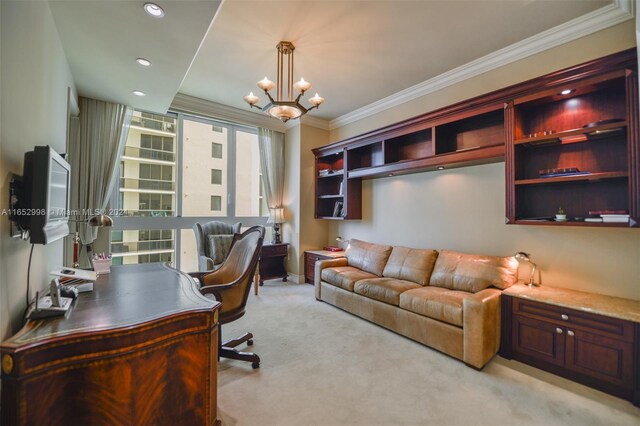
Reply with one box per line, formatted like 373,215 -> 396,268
15,146 -> 71,244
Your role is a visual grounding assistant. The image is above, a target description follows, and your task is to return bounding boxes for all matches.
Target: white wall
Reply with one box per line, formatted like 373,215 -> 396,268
1,1 -> 76,339
326,21 -> 640,300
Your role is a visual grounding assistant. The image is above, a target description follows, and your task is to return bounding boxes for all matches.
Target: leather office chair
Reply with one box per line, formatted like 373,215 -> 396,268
191,226 -> 265,368
193,221 -> 242,271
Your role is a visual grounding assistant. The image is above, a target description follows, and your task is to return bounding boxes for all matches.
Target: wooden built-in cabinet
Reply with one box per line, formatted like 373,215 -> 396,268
506,65 -> 639,227
313,49 -> 638,226
501,292 -> 639,406
313,103 -> 506,219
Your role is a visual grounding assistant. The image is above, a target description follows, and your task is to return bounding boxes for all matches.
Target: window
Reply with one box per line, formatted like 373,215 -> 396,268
111,110 -> 267,269
212,142 -> 223,158
211,169 -> 222,185
211,195 -> 222,211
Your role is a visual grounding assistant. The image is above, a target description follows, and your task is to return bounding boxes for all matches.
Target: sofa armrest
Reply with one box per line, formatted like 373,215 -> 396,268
315,257 -> 348,299
462,288 -> 502,369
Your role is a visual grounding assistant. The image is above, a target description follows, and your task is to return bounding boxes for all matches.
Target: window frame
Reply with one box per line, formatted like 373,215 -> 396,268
109,111 -> 268,270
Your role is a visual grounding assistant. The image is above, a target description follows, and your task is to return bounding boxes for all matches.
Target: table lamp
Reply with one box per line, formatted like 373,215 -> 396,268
267,207 -> 285,244
514,252 -> 538,287
70,214 -> 113,268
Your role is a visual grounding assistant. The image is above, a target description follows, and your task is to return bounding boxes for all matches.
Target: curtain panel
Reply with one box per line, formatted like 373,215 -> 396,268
68,97 -> 132,245
257,128 -> 285,213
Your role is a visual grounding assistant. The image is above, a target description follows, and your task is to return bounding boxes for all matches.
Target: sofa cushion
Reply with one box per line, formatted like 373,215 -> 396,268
429,250 -> 518,293
399,286 -> 475,327
383,246 -> 438,285
354,278 -> 421,306
346,239 -> 393,276
321,266 -> 378,292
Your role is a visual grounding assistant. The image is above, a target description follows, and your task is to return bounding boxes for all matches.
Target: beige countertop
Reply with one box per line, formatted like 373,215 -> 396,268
306,250 -> 346,258
503,283 -> 640,323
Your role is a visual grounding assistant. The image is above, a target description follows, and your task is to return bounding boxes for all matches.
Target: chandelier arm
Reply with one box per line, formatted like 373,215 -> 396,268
264,90 -> 276,104
294,92 -> 304,103
250,104 -> 264,111
306,105 -> 319,112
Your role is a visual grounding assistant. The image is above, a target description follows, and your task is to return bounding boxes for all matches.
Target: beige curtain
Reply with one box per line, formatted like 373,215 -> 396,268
257,128 -> 285,212
68,97 -> 132,245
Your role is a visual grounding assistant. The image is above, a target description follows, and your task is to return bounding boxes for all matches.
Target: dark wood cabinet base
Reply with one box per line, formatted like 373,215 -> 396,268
501,294 -> 639,406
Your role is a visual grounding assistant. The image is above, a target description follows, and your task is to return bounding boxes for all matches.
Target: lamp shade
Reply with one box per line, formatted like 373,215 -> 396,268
88,214 -> 113,227
267,207 -> 285,224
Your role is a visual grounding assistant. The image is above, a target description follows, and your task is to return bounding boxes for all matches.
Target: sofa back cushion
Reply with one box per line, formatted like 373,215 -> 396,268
346,239 -> 393,276
429,250 -> 518,293
382,246 -> 438,285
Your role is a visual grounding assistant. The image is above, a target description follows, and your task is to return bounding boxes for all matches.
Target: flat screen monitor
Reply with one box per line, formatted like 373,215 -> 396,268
22,146 -> 71,244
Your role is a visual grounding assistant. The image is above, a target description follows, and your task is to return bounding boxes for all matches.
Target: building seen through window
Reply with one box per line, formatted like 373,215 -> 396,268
110,110 -> 266,269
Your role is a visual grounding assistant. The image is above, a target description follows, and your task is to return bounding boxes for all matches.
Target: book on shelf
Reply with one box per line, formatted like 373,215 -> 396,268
332,201 -> 344,217
584,217 -> 603,223
588,210 -> 628,216
601,216 -> 629,223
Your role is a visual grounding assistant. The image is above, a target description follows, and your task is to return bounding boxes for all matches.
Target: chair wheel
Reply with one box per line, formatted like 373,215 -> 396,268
252,362 -> 260,369
247,339 -> 254,346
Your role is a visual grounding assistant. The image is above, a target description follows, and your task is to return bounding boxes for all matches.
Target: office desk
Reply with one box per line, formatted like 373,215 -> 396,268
1,263 -> 221,426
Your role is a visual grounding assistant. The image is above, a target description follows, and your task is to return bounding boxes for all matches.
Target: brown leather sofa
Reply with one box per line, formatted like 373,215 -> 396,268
315,239 -> 518,369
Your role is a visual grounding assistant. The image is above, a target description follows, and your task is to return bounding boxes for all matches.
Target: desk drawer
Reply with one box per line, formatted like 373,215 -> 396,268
261,244 -> 288,258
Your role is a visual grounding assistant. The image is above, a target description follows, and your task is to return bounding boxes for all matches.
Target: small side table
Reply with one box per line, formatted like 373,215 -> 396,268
254,243 -> 289,294
304,250 -> 345,285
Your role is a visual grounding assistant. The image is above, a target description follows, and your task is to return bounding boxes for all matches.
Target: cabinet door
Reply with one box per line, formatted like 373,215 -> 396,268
305,253 -> 319,284
513,315 -> 565,367
564,328 -> 634,391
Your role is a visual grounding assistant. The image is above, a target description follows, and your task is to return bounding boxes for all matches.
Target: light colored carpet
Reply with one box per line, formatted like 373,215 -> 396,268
217,281 -> 640,426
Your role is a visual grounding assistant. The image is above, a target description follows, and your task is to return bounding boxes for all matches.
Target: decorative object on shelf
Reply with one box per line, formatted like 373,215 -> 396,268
514,252 -> 538,287
267,207 -> 285,244
539,167 -> 591,178
243,41 -> 325,122
555,207 -> 567,221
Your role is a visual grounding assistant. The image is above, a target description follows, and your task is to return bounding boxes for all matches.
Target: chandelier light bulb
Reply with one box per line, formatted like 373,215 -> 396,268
257,77 -> 275,92
309,93 -> 325,107
243,92 -> 260,106
293,77 -> 312,93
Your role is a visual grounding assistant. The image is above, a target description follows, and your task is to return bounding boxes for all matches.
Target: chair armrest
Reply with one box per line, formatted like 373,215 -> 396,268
199,255 -> 215,272
462,288 -> 502,369
315,257 -> 348,299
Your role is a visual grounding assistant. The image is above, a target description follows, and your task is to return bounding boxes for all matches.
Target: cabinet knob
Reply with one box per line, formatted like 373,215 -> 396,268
561,314 -> 569,320
567,330 -> 575,337
555,327 -> 563,334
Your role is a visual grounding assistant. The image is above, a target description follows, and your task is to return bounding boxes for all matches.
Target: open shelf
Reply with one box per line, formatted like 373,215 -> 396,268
514,220 -> 632,228
514,120 -> 627,146
436,109 -> 504,154
515,171 -> 628,185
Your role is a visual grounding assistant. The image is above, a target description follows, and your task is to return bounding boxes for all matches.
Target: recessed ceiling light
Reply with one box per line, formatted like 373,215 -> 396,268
388,173 -> 394,177
136,58 -> 152,67
132,90 -> 146,97
560,89 -> 573,95
144,2 -> 165,18
437,166 -> 445,170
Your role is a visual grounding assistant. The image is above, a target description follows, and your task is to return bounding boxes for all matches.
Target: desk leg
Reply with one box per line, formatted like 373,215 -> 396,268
254,271 -> 259,296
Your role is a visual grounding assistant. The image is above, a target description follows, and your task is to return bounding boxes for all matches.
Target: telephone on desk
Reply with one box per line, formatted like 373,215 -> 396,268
26,278 -> 77,320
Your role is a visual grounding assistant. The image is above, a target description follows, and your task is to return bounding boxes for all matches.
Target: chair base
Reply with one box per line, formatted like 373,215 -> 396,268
220,332 -> 260,369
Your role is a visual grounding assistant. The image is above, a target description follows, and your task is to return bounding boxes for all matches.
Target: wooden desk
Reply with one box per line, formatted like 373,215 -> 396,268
1,263 -> 221,426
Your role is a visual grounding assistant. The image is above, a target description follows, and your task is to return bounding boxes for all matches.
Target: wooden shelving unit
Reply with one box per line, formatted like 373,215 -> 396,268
313,49 -> 638,225
506,56 -> 638,228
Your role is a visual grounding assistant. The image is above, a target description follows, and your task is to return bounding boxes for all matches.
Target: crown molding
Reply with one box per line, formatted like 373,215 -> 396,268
329,1 -> 635,130
171,93 -> 287,132
292,115 -> 331,131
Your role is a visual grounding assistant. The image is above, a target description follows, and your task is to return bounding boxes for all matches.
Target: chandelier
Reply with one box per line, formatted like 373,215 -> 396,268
243,41 -> 325,122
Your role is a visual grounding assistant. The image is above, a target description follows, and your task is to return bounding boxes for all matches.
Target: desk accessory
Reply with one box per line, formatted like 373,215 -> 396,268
26,279 -> 73,319
514,252 -> 538,287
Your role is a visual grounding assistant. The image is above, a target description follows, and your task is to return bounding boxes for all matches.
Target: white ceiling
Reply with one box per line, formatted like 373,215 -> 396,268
48,0 -> 616,120
49,0 -> 222,113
